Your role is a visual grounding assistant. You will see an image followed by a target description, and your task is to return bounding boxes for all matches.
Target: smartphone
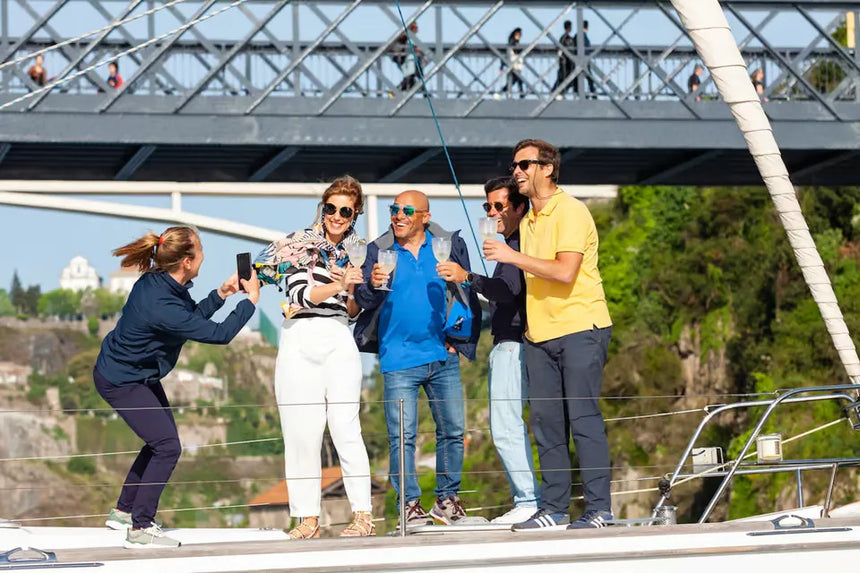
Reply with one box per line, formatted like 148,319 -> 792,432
237,252 -> 252,291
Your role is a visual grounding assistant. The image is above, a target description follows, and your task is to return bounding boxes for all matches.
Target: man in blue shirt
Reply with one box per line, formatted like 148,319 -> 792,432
438,176 -> 539,524
354,190 -> 480,528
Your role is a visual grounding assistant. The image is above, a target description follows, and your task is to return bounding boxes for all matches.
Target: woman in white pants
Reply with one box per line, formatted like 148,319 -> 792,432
267,176 -> 373,538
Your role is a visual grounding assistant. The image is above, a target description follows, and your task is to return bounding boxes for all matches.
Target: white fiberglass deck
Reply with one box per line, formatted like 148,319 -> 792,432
3,513 -> 860,572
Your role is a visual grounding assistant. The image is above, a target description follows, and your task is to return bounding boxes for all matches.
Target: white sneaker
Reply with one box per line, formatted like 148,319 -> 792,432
123,523 -> 181,549
491,505 -> 539,524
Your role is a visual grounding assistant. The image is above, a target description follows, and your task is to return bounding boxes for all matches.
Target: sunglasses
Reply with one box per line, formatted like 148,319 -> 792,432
509,159 -> 548,173
482,201 -> 508,214
322,203 -> 354,218
389,204 -> 427,217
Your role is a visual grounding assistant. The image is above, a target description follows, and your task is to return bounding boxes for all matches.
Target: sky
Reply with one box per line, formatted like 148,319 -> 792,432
0,2 -> 840,330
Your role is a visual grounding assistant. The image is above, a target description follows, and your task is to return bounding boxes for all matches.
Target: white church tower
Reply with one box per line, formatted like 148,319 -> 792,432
59,256 -> 101,292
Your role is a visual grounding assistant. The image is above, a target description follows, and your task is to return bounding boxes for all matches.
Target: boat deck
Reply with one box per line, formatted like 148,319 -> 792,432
3,515 -> 860,572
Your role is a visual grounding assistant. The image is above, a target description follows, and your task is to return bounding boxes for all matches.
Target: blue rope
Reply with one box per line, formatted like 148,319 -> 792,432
393,1 -> 488,275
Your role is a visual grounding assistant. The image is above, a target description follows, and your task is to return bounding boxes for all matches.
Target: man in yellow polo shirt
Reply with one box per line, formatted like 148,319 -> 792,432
484,138 -> 613,531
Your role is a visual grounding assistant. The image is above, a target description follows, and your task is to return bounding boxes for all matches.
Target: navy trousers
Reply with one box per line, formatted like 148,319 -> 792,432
93,368 -> 182,529
525,326 -> 612,514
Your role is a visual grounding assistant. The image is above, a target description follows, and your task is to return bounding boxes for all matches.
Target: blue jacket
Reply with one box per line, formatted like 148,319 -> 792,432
353,222 -> 481,360
96,272 -> 256,385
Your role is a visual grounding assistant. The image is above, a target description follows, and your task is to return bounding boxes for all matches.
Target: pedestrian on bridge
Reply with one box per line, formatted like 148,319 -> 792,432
501,28 -> 525,98
94,226 -> 259,549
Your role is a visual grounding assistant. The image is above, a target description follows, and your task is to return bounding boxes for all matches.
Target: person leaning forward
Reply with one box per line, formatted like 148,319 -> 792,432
353,190 -> 481,529
485,139 -> 614,532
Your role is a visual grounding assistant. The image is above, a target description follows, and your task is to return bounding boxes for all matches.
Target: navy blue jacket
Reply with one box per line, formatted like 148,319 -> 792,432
96,272 -> 255,385
470,230 -> 525,345
353,222 -> 482,360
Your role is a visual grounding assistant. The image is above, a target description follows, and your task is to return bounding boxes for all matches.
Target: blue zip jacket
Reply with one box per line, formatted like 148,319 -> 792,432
96,271 -> 256,385
353,222 -> 481,360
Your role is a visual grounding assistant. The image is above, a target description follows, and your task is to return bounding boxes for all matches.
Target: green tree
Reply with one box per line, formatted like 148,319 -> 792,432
9,271 -> 24,313
37,289 -> 80,319
21,285 -> 41,316
93,288 -> 125,317
0,289 -> 15,317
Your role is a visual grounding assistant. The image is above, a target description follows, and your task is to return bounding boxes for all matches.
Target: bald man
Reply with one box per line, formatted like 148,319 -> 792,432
354,190 -> 481,529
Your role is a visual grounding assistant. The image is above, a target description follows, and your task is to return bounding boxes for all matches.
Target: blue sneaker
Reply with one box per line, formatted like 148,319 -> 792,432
567,509 -> 614,529
510,508 -> 570,531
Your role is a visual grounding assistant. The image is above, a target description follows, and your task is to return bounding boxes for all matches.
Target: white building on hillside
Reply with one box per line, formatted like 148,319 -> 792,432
109,266 -> 141,295
59,256 -> 100,292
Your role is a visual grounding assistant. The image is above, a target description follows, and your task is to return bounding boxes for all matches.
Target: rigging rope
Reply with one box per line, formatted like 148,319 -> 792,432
393,0 -> 487,274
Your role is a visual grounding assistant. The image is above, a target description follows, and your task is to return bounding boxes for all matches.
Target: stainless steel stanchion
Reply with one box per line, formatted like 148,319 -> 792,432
399,398 -> 406,538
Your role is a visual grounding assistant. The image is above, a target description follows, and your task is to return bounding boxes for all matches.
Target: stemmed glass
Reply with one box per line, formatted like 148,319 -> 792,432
376,249 -> 398,291
345,242 -> 367,269
479,217 -> 498,258
432,237 -> 452,277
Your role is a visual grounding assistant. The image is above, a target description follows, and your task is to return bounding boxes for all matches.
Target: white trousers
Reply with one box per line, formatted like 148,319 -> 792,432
274,316 -> 372,517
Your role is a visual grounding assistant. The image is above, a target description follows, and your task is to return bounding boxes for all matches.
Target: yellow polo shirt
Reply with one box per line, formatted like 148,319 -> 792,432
520,190 -> 612,343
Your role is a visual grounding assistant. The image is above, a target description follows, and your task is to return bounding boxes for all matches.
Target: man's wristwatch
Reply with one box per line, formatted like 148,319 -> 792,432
462,272 -> 474,286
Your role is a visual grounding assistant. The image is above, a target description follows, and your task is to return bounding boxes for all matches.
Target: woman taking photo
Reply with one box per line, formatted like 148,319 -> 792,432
95,225 -> 259,549
262,175 -> 373,538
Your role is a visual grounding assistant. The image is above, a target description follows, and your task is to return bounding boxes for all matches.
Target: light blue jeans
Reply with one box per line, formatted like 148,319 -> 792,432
383,353 -> 465,503
489,341 -> 540,508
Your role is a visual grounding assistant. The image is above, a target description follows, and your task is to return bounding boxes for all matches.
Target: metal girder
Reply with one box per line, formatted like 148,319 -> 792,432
315,0 -> 433,115
726,4 -> 842,120
97,0 -> 220,112
115,145 -> 156,180
173,0 -> 291,112
248,146 -> 300,182
379,149 -> 441,182
26,0 -> 145,111
390,1 -> 504,115
3,110 -> 857,151
0,0 -> 68,63
246,0 -> 364,114
792,150 -> 860,180
637,150 -> 724,184
87,0 -> 183,95
13,0 -> 110,92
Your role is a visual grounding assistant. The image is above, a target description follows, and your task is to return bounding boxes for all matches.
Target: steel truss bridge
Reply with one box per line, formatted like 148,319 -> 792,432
0,0 -> 858,186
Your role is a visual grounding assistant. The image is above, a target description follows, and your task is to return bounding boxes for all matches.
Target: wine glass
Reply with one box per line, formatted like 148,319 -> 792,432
479,217 -> 498,258
376,249 -> 398,291
432,237 -> 452,277
345,242 -> 367,269
479,217 -> 498,241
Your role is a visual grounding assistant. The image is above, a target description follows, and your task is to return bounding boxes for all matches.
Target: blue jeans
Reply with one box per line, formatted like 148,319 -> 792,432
383,353 -> 465,503
489,341 -> 539,508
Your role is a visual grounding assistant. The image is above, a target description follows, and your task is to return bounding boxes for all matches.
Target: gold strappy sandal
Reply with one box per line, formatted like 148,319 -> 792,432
288,516 -> 320,539
339,511 -> 375,537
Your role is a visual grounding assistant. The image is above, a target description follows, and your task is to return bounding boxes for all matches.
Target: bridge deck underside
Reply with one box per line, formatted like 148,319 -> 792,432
1,141 -> 857,186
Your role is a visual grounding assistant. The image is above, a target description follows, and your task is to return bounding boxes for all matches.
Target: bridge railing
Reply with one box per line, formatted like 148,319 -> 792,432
0,0 -> 857,119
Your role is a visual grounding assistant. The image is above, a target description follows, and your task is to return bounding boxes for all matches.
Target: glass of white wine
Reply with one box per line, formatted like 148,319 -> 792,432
479,217 -> 498,258
345,242 -> 367,269
377,249 -> 398,291
432,237 -> 452,277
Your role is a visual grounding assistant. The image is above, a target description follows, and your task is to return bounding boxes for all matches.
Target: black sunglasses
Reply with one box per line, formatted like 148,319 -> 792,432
509,159 -> 548,173
322,203 -> 354,218
482,201 -> 508,214
389,204 -> 427,217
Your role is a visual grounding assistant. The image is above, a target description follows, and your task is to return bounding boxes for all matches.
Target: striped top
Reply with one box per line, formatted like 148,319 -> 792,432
285,256 -> 348,320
